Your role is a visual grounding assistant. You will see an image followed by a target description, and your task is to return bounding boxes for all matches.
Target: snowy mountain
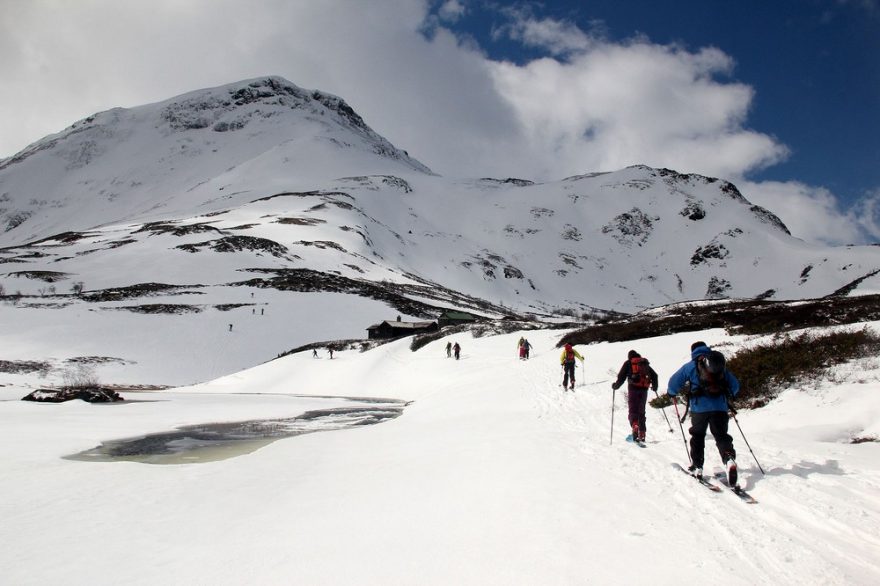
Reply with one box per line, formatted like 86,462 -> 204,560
2,78 -> 880,585
1,77 -> 880,386
0,76 -> 431,246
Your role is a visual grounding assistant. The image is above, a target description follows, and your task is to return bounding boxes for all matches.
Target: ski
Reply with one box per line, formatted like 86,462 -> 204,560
672,463 -> 722,492
625,434 -> 647,448
714,472 -> 758,504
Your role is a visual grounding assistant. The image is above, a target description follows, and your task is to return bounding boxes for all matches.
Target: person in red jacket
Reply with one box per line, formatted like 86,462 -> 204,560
612,350 -> 659,443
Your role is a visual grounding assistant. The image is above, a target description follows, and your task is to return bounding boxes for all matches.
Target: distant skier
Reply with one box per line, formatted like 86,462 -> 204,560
559,343 -> 583,390
453,342 -> 461,360
611,350 -> 658,443
446,341 -> 452,358
228,324 -> 233,332
328,347 -> 334,359
312,349 -> 318,358
523,338 -> 532,359
517,337 -> 527,360
666,341 -> 741,485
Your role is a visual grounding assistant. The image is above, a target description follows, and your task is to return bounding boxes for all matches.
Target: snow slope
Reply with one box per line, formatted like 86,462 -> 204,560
1,77 -> 878,320
1,77 -> 879,584
1,325 -> 878,585
0,76 -> 432,246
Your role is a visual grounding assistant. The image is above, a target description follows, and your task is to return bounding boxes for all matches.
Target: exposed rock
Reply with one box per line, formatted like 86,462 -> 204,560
136,222 -> 223,237
108,304 -> 202,314
691,243 -> 730,266
602,207 -> 657,247
177,235 -> 288,257
478,178 -> 535,187
680,200 -> 706,221
561,225 -> 582,241
22,387 -> 124,403
83,282 -> 182,302
750,205 -> 791,235
6,270 -> 70,282
706,276 -> 732,298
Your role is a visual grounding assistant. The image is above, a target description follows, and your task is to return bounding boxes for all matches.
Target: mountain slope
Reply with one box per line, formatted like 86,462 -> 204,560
0,76 -> 432,246
1,77 -> 880,386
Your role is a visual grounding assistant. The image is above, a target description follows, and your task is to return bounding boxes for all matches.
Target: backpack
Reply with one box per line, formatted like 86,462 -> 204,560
565,347 -> 575,361
695,350 -> 729,396
628,357 -> 651,388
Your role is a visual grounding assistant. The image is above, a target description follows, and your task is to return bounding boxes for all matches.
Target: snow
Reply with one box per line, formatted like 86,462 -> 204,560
2,78 -> 880,319
2,326 -> 879,585
1,76 -> 879,584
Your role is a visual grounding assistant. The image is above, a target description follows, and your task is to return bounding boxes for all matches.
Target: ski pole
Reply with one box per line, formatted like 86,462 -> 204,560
671,396 -> 692,465
579,358 -> 585,387
610,385 -> 616,445
729,407 -> 765,475
653,389 -> 674,433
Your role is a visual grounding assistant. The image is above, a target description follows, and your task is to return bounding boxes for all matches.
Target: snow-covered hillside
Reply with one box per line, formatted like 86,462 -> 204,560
1,76 -> 879,585
2,76 -> 879,386
1,325 -> 878,585
0,76 -> 431,246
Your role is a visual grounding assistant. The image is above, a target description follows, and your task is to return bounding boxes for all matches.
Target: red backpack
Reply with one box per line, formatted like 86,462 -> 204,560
628,357 -> 651,388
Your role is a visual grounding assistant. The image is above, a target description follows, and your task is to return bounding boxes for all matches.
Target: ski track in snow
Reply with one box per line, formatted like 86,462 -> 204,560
523,346 -> 880,585
2,331 -> 880,585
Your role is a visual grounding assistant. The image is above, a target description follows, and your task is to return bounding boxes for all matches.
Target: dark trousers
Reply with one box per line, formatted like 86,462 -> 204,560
689,411 -> 736,468
562,361 -> 576,387
627,387 -> 648,437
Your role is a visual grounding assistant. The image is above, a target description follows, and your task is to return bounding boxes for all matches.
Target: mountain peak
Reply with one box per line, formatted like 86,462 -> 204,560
0,76 -> 432,244
160,76 -> 374,138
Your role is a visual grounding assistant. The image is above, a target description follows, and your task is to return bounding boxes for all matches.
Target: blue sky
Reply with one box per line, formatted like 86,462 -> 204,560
439,0 -> 879,203
0,0 -> 877,244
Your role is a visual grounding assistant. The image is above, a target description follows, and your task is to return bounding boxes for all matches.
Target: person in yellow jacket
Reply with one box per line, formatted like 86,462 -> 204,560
559,343 -> 584,390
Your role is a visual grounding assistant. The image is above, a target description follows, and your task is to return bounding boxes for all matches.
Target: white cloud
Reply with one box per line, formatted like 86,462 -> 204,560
437,0 -> 467,22
0,0 -> 868,244
486,39 -> 789,180
848,188 -> 880,242
493,6 -> 598,56
740,180 -> 880,245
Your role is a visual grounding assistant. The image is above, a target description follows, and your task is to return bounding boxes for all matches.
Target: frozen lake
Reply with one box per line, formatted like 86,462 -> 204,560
65,396 -> 406,464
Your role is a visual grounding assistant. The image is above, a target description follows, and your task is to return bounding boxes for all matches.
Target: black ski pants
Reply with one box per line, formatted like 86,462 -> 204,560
627,386 -> 648,437
562,361 -> 576,388
688,411 -> 736,469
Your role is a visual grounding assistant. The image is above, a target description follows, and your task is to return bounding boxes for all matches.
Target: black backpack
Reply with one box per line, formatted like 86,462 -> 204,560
695,350 -> 729,396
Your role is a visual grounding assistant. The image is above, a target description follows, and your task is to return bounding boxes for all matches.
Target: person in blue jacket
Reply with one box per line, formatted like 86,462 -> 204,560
667,341 -> 740,485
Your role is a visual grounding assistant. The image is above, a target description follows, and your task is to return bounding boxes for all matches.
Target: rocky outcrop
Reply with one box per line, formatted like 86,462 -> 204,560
22,387 -> 124,403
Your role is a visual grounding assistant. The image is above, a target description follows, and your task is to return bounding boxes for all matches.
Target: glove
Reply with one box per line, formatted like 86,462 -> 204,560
611,382 -> 620,391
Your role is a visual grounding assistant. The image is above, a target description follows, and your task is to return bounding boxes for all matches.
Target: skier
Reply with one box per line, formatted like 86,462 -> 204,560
446,341 -> 452,358
666,341 -> 741,484
312,349 -> 318,358
559,343 -> 583,390
611,350 -> 658,443
328,347 -> 334,359
517,337 -> 527,360
453,342 -> 461,360
522,338 -> 532,360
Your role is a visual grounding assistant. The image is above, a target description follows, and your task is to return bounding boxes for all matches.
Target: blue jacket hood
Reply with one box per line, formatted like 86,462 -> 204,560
691,345 -> 712,361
